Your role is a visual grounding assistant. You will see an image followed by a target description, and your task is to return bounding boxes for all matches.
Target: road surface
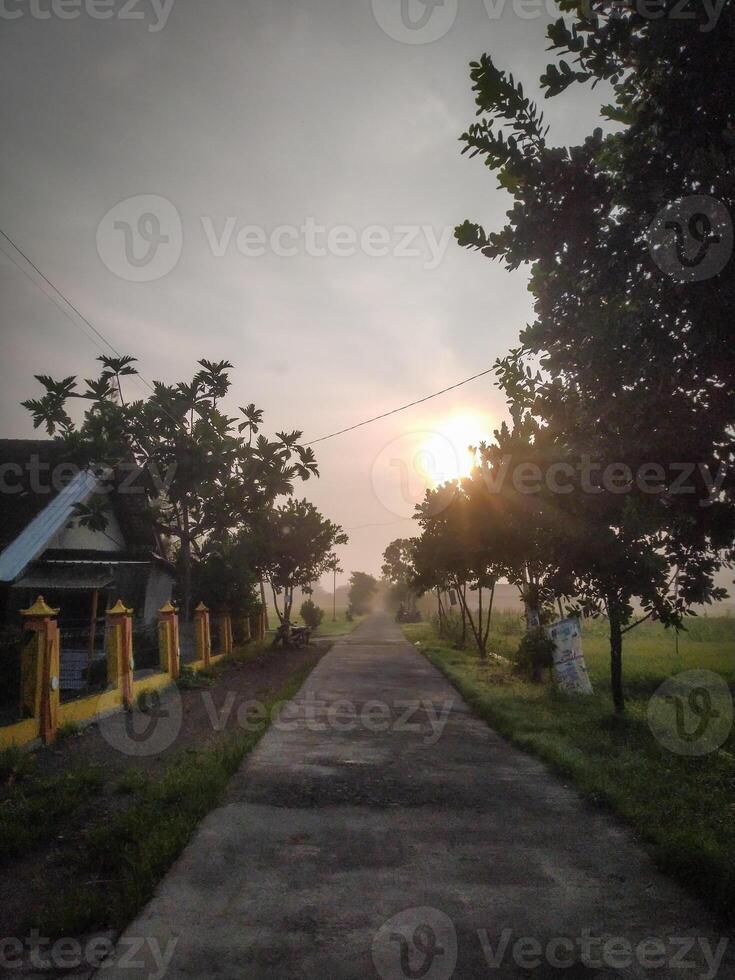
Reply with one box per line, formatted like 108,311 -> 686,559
97,613 -> 732,979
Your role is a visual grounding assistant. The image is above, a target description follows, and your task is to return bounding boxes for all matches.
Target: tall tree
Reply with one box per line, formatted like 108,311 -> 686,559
455,5 -> 734,708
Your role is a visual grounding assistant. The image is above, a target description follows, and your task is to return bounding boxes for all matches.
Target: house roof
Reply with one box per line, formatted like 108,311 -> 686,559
0,439 -> 166,583
0,439 -> 74,551
15,565 -> 116,591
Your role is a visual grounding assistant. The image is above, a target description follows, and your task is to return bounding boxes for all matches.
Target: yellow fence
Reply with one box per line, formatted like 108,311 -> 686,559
0,598 -> 266,750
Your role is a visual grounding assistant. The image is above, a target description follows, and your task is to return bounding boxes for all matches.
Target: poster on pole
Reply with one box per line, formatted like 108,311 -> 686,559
546,617 -> 593,694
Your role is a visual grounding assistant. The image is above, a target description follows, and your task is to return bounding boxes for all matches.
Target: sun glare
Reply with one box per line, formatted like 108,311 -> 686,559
420,411 -> 492,486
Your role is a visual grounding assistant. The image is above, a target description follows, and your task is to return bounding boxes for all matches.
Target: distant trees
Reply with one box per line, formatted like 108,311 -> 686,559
348,572 -> 379,616
451,4 -> 734,710
381,538 -> 420,615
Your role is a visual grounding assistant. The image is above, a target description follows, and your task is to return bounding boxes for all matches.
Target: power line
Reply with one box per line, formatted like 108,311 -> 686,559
2,225 -> 495,457
0,227 -> 196,435
345,517 -> 413,532
0,228 -> 124,358
305,367 -> 495,445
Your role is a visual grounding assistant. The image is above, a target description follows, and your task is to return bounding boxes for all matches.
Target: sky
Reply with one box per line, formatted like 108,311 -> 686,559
0,0 -> 613,589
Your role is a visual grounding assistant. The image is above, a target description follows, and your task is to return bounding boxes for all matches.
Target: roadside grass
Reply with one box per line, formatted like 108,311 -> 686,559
314,613 -> 365,638
0,745 -> 35,784
0,767 -> 106,864
37,660 -> 318,937
403,616 -> 735,925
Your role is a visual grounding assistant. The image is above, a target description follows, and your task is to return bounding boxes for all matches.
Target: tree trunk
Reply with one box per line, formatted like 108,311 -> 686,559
482,582 -> 495,653
608,596 -> 625,713
271,582 -> 284,624
477,586 -> 484,657
458,582 -> 467,648
260,580 -> 269,629
436,588 -> 445,634
457,587 -> 483,658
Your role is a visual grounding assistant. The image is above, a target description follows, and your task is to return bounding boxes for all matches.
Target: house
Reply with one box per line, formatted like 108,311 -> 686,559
0,440 -> 175,688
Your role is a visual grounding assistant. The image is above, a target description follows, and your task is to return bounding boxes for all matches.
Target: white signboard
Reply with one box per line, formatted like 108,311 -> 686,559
546,617 -> 593,694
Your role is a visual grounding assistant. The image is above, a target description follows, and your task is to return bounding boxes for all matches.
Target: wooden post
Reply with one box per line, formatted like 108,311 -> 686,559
158,602 -> 180,679
107,600 -> 134,709
21,596 -> 61,744
250,605 -> 265,642
194,602 -> 211,668
218,611 -> 233,657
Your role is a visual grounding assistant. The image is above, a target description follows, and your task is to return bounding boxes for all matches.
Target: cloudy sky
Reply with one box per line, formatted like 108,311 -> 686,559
0,0 -> 611,586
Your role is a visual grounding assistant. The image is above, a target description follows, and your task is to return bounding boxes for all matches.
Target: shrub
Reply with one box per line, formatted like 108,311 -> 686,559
299,600 -> 324,630
514,629 -> 555,682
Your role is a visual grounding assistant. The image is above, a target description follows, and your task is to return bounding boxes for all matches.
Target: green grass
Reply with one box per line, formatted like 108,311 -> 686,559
403,616 -> 735,924
0,767 -> 106,864
314,613 -> 365,637
0,745 -> 35,784
36,661 -> 319,937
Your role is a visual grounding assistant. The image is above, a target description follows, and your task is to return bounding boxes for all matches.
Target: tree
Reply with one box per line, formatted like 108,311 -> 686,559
192,533 -> 259,618
381,538 -> 420,615
347,572 -> 378,616
325,553 -> 343,621
250,498 -> 347,625
23,356 -> 318,619
414,483 -> 504,658
455,6 -> 734,708
299,599 -> 324,630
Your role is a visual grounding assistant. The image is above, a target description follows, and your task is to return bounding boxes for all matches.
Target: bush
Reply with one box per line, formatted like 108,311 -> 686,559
299,600 -> 324,630
514,629 -> 555,682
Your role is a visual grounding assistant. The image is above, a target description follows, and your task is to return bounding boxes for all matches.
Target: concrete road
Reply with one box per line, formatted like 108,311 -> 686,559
97,613 -> 733,979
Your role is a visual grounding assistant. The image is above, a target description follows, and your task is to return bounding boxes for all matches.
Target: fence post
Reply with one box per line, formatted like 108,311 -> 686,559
20,596 -> 60,744
249,605 -> 266,642
194,603 -> 211,668
158,602 -> 180,679
218,611 -> 233,656
107,600 -> 134,709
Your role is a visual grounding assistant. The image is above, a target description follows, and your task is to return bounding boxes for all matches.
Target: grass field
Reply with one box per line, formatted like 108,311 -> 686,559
402,612 -> 735,924
314,613 -> 365,637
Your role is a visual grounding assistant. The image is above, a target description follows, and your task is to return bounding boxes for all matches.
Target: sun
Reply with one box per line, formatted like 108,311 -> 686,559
420,411 -> 492,485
